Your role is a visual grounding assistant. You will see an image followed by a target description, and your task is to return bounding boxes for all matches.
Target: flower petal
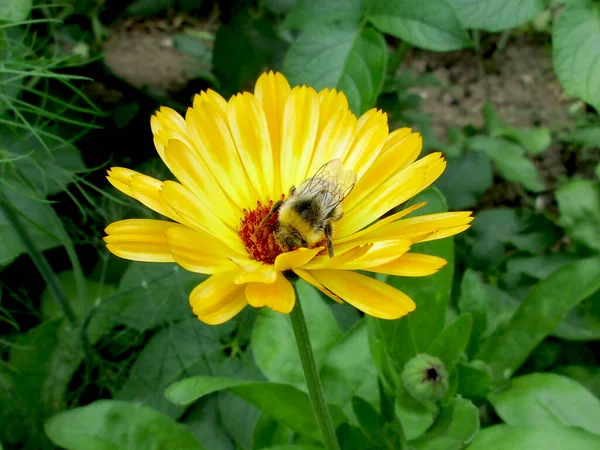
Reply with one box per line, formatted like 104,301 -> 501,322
189,270 -> 248,325
344,109 -> 389,177
254,71 -> 291,195
280,85 -> 320,191
306,239 -> 411,270
274,247 -> 323,272
228,92 -> 274,199
162,139 -> 239,228
165,226 -> 238,274
104,219 -> 174,262
309,270 -> 416,319
234,264 -> 278,284
293,269 -> 343,303
344,131 -> 422,211
185,103 -> 258,209
193,89 -> 229,117
246,272 -> 295,313
367,253 -> 447,276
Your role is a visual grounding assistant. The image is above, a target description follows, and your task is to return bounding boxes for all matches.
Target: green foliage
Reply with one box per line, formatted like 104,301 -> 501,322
449,0 -> 546,32
553,1 -> 600,112
469,425 -> 600,450
556,179 -> 600,251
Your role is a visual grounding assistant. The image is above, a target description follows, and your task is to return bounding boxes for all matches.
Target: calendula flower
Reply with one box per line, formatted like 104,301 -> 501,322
104,72 -> 472,325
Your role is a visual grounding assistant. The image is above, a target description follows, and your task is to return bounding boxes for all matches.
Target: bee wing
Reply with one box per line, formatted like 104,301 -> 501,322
298,159 -> 357,211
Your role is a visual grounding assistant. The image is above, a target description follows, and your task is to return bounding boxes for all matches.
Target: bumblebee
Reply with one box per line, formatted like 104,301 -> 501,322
262,159 -> 356,258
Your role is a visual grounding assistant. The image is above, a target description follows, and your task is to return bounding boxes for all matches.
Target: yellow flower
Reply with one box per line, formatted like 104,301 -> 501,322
104,72 -> 473,325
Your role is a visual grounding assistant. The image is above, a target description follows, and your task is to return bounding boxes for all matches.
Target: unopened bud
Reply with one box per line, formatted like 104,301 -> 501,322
402,354 -> 449,402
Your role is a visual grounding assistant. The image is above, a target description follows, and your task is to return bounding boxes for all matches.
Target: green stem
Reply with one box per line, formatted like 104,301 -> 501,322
388,41 -> 410,75
0,197 -> 77,325
290,282 -> 340,450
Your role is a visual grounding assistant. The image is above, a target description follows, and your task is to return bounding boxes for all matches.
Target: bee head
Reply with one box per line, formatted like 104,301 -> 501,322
276,224 -> 307,250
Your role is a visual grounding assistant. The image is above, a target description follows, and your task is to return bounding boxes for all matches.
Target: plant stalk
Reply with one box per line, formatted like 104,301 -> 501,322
0,196 -> 77,325
290,282 -> 340,450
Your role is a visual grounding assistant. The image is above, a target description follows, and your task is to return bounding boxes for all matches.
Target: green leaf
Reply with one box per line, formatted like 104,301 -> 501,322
368,188 -> 453,392
468,136 -> 545,192
369,0 -> 471,51
180,396 -> 235,450
213,10 -> 281,96
352,397 -> 386,442
563,126 -> 600,148
410,398 -> 479,450
117,317 -> 235,418
449,0 -> 545,32
45,400 -> 205,450
283,24 -> 387,115
556,179 -> 600,251
395,386 -> 435,441
252,281 -> 342,388
426,314 -> 472,372
283,0 -> 367,29
457,271 -> 488,358
477,257 -> 600,383
556,366 -> 600,399
260,446 -> 325,450
494,126 -> 551,155
490,373 -> 600,434
457,361 -> 492,401
469,425 -> 600,450
166,377 -> 348,443
336,423 -> 377,450
553,291 -> 600,341
104,263 -> 205,331
553,2 -> 600,111
435,150 -> 493,209
320,320 -> 379,418
0,0 -> 32,21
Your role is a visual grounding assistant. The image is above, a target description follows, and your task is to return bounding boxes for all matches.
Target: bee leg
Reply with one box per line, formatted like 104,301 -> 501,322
324,220 -> 334,258
259,199 -> 284,227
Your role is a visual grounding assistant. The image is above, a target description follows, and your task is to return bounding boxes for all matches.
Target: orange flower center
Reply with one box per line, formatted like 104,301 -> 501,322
238,199 -> 285,265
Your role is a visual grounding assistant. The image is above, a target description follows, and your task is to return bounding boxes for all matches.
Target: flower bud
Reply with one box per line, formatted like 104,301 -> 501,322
402,353 -> 449,402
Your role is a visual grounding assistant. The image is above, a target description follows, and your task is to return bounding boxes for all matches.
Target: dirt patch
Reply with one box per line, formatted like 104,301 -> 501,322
405,36 -> 574,138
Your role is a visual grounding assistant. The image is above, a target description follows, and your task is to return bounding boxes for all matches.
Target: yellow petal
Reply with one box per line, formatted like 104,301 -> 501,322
307,108 -> 358,177
344,109 -> 389,177
310,270 -> 415,319
293,268 -> 343,303
246,272 -> 295,313
160,180 -> 244,253
233,264 -> 278,284
189,271 -> 248,325
419,224 -> 472,242
363,211 -> 474,243
104,219 -> 174,262
185,103 -> 258,209
254,71 -> 291,195
335,202 -> 426,245
368,253 -> 447,276
228,93 -> 274,199
305,239 -> 411,270
274,247 -> 323,272
165,226 -> 238,274
280,85 -> 320,191
107,168 -> 175,220
192,89 -> 229,117
316,88 -> 350,140
344,131 -> 422,211
337,152 -> 446,238
151,107 -> 191,160
162,139 -> 240,228
302,243 -> 373,269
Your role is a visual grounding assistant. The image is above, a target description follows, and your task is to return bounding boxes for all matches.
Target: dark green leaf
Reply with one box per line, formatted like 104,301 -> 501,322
556,366 -> 600,399
469,425 -> 600,450
449,0 -> 545,32
181,396 -> 235,450
213,10 -> 281,96
426,314 -> 472,372
166,377 -> 347,443
457,270 -> 487,358
336,423 -> 376,450
553,291 -> 600,341
563,126 -> 600,148
410,398 -> 479,450
457,361 -> 492,401
283,24 -> 387,114
490,373 -> 600,434
117,317 -> 235,418
45,400 -> 205,450
478,257 -> 600,383
553,2 -> 600,111
556,179 -> 600,251
352,397 -> 385,442
468,136 -> 545,192
435,150 -> 493,209
0,0 -> 32,21
395,385 -> 435,441
252,280 -> 341,388
283,0 -> 367,29
370,0 -> 471,51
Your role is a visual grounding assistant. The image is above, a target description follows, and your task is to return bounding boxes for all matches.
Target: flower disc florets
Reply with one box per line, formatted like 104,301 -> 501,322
238,199 -> 284,264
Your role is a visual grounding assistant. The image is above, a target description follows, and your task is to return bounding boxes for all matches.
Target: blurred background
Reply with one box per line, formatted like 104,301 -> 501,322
1,1 -> 599,449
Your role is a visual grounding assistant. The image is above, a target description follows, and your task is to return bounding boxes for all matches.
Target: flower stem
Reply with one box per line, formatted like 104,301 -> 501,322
290,281 -> 340,450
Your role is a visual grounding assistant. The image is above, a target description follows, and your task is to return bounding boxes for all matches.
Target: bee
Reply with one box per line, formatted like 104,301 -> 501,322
261,159 -> 357,258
